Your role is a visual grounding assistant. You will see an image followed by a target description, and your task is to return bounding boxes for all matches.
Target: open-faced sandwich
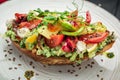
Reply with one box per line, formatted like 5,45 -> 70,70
5,8 -> 115,64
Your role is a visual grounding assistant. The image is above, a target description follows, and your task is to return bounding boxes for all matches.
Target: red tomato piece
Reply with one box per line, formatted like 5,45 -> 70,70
15,13 -> 27,23
85,11 -> 91,24
62,43 -> 71,52
29,19 -> 42,29
19,22 -> 31,28
45,35 -> 64,48
19,19 -> 42,29
80,31 -> 109,43
62,37 -> 78,52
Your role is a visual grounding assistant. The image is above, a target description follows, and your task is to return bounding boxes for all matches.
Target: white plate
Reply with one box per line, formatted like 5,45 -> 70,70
0,0 -> 120,80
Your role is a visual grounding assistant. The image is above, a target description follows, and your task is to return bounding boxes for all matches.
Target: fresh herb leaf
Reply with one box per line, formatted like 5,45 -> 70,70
34,8 -> 43,16
20,38 -> 26,48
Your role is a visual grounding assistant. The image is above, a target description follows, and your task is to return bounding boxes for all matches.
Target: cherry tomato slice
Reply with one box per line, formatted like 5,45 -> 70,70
15,13 -> 27,23
80,31 -> 109,43
45,35 -> 64,48
19,19 -> 42,29
85,11 -> 91,24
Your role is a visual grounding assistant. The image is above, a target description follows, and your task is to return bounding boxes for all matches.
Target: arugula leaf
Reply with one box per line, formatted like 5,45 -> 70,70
44,15 -> 57,20
34,8 -> 43,16
20,38 -> 26,48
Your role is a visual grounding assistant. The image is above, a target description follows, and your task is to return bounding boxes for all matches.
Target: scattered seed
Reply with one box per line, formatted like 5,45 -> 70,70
90,65 -> 93,68
48,64 -> 51,66
43,65 -> 46,68
67,69 -> 70,72
58,70 -> 62,73
18,64 -> 22,66
4,54 -> 7,57
101,59 -> 103,62
79,67 -> 81,70
75,74 -> 78,77
91,62 -> 95,64
9,67 -> 12,70
35,73 -> 39,76
87,64 -> 90,66
101,78 -> 104,80
3,50 -> 7,52
14,67 -> 17,70
8,58 -> 11,61
72,70 -> 75,72
9,49 -> 13,51
85,66 -> 87,69
8,51 -> 12,54
97,74 -> 99,77
70,72 -> 73,74
18,77 -> 21,80
13,57 -> 16,62
76,64 -> 81,67
19,55 -> 22,58
71,64 -> 75,67
29,61 -> 33,65
5,39 -> 9,43
8,44 -> 11,46
32,66 -> 35,69
100,70 -> 103,72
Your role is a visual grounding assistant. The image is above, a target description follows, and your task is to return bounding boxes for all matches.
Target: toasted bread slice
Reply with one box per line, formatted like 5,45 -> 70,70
12,41 -> 114,65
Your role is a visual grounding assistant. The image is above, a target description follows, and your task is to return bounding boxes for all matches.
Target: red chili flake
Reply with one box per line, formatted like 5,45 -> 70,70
18,64 -> 22,66
9,67 -> 12,70
75,74 -> 78,77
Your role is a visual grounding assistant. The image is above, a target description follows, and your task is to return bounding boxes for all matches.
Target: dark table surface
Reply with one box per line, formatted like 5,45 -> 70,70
88,0 -> 120,20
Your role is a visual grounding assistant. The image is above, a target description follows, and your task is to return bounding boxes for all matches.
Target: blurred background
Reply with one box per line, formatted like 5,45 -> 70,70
0,0 -> 120,20
88,0 -> 120,20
